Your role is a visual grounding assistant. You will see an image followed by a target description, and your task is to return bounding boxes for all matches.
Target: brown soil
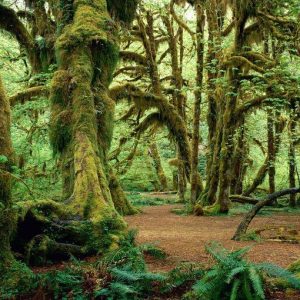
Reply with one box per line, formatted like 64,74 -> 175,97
125,204 -> 300,272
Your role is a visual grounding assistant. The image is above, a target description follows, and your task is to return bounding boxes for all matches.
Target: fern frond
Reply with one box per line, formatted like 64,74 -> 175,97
248,267 -> 265,299
256,262 -> 300,289
230,279 -> 241,300
227,266 -> 247,283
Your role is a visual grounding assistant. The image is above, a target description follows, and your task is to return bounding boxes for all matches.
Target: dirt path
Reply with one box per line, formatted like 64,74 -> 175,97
125,205 -> 300,272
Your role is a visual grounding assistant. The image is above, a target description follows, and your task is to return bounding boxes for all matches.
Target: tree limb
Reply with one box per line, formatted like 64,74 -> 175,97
232,188 -> 300,241
10,86 -> 49,106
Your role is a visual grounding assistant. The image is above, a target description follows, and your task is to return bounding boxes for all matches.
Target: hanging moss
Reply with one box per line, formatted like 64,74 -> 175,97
50,70 -> 72,106
92,41 -> 119,85
58,0 -> 74,31
107,0 -> 139,24
49,109 -> 72,154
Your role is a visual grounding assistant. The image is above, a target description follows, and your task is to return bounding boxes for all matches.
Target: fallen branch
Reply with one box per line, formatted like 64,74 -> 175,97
232,188 -> 300,241
229,195 -> 259,205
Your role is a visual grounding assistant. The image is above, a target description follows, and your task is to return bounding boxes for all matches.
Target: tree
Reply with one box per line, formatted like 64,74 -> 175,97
0,76 -> 15,271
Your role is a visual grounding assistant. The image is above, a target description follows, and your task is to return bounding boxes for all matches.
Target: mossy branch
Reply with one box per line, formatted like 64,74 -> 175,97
10,86 -> 49,107
222,20 -> 235,36
223,56 -> 265,73
0,4 -> 37,68
119,51 -> 148,66
235,95 -> 267,117
170,0 -> 195,42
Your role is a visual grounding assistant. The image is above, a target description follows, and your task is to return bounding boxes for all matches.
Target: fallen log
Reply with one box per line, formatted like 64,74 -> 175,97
232,188 -> 300,241
230,195 -> 259,205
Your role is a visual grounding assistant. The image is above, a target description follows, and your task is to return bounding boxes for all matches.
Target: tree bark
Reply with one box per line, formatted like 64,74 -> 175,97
148,142 -> 168,191
49,0 -> 137,231
0,76 -> 15,271
289,109 -> 297,207
190,0 -> 205,204
267,109 -> 276,194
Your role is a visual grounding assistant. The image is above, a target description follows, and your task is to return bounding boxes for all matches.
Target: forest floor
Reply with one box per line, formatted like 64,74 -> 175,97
125,203 -> 300,272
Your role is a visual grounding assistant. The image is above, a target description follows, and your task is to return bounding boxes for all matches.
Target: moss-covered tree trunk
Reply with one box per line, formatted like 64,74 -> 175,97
267,109 -> 276,194
0,76 -> 15,271
198,0 -> 222,206
231,121 -> 247,195
50,0 -> 137,225
289,108 -> 297,207
148,142 -> 168,191
190,0 -> 205,204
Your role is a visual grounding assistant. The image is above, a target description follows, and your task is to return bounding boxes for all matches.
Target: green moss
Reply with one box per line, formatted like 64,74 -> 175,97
56,0 -> 111,50
50,70 -> 71,105
93,41 -> 119,85
203,203 -> 222,216
49,109 -> 72,154
107,0 -> 139,24
0,260 -> 36,298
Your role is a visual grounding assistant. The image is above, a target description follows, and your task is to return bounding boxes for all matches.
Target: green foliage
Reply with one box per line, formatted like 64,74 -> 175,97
95,230 -> 166,299
139,243 -> 167,259
41,263 -> 85,299
0,155 -> 8,164
0,260 -> 37,299
190,242 -> 300,300
162,263 -> 204,294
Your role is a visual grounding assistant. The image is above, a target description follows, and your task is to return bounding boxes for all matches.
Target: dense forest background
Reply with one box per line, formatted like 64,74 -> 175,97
0,0 -> 300,299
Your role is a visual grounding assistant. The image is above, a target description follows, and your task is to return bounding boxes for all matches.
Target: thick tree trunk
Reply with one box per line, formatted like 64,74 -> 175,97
50,0 -> 137,233
0,76 -> 15,270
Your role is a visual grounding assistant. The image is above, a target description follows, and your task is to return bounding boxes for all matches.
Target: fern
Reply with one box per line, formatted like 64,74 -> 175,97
192,243 -> 264,300
230,279 -> 241,300
139,243 -> 167,259
191,242 -> 300,300
248,267 -> 264,299
256,262 -> 300,289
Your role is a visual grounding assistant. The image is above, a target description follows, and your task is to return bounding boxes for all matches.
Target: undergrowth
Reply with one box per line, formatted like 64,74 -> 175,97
1,239 -> 299,299
185,242 -> 300,300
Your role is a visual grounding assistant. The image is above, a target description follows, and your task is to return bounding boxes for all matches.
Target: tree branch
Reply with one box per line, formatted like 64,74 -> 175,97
10,86 -> 49,107
0,4 -> 37,68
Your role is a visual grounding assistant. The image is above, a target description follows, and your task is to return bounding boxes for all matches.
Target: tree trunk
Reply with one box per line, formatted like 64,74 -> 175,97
243,116 -> 285,196
289,109 -> 297,207
267,109 -> 276,194
0,76 -> 15,271
148,142 -> 168,191
190,1 -> 205,204
50,0 -> 137,229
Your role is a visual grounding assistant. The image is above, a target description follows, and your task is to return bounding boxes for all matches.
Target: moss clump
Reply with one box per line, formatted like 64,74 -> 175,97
203,203 -> 222,215
56,0 -> 111,50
